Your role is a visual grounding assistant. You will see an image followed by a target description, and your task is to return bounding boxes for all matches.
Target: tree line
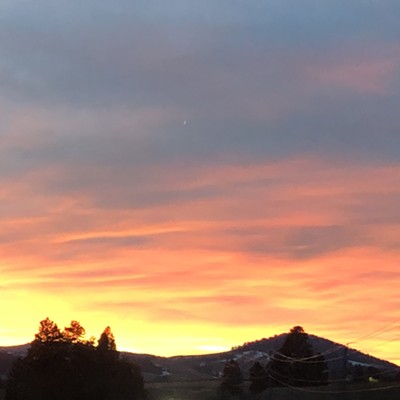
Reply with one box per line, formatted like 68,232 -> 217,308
5,322 -> 395,400
5,318 -> 146,400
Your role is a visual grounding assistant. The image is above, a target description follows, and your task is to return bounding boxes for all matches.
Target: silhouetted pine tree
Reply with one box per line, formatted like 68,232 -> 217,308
63,320 -> 86,344
249,361 -> 268,394
219,359 -> 243,399
267,326 -> 328,387
34,317 -> 63,343
98,326 -> 117,351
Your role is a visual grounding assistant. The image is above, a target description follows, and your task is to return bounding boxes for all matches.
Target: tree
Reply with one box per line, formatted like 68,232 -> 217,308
249,361 -> 268,394
267,326 -> 328,387
34,317 -> 63,343
279,326 -> 313,359
63,320 -> 85,343
219,359 -> 243,399
98,326 -> 117,351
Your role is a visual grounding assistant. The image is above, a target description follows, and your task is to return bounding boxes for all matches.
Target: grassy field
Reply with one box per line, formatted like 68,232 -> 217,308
146,381 -> 400,400
147,380 -> 220,400
1,382 -> 399,400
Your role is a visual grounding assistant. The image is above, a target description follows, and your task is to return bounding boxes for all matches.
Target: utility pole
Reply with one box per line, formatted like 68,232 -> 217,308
339,346 -> 349,400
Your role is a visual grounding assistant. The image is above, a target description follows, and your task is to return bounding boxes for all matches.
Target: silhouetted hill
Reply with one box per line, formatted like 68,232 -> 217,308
1,334 -> 398,383
122,333 -> 399,383
233,333 -> 398,380
0,344 -> 30,380
0,344 -> 29,356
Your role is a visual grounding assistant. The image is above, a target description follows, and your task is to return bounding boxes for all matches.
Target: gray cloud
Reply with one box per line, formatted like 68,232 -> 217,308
221,225 -> 365,260
1,1 -> 399,154
1,1 -> 400,263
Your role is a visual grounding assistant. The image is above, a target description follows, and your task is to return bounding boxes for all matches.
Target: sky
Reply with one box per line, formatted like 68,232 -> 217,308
1,0 -> 400,364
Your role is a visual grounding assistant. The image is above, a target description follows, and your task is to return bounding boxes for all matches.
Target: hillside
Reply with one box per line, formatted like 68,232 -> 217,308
0,345 -> 30,381
123,333 -> 399,382
1,333 -> 398,384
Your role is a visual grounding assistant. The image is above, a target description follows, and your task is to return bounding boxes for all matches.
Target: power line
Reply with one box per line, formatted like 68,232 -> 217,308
268,367 -> 337,384
271,375 -> 400,394
271,317 -> 400,365
270,353 -> 345,364
155,364 -> 400,386
274,344 -> 343,361
349,318 -> 400,345
352,333 -> 400,355
268,364 -> 399,385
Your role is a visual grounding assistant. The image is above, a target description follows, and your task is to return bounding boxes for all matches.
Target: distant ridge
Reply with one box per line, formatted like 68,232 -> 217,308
1,333 -> 399,382
231,333 -> 398,380
0,344 -> 30,355
234,333 -> 397,369
122,332 -> 399,382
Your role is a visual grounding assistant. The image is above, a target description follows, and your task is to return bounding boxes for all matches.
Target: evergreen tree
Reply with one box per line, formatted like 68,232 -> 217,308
267,326 -> 328,387
63,320 -> 85,343
98,326 -> 117,351
219,359 -> 243,399
34,317 -> 63,343
249,361 -> 268,394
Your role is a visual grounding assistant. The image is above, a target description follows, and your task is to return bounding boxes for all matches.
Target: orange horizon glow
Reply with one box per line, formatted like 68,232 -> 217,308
1,158 -> 399,365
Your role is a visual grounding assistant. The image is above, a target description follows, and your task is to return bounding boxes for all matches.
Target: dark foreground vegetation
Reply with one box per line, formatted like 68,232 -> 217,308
147,381 -> 400,400
219,326 -> 329,399
215,326 -> 400,400
1,323 -> 399,400
4,318 -> 146,400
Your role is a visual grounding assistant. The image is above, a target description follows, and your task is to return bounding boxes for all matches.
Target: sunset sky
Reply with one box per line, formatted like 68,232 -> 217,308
1,1 -> 400,364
